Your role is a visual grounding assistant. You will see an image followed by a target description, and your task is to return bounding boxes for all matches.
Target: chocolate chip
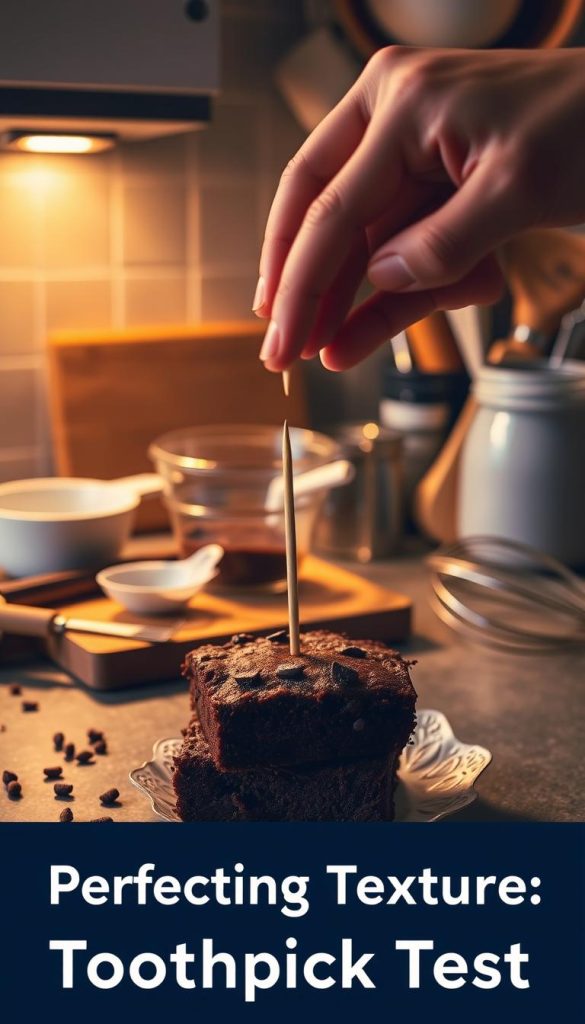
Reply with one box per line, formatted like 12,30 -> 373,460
59,807 -> 74,822
2,770 -> 17,786
43,766 -> 63,780
76,750 -> 94,765
87,729 -> 103,744
89,816 -> 114,823
64,743 -> 75,762
0,725 -> 5,733
266,629 -> 289,644
339,645 -> 367,658
93,740 -> 107,755
7,780 -> 21,799
330,660 -> 359,686
203,667 -> 216,683
353,718 -> 366,732
276,663 -> 305,680
54,783 -> 73,798
22,701 -> 38,712
231,633 -> 254,645
53,732 -> 65,752
99,788 -> 120,806
234,670 -> 261,685
9,684 -> 21,696
197,653 -> 212,663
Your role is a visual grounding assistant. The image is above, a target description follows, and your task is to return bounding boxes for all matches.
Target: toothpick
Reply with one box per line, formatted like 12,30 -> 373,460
282,369 -> 291,397
282,419 -> 300,656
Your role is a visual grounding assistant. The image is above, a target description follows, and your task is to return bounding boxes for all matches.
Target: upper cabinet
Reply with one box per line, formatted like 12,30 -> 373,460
0,0 -> 219,93
0,0 -> 219,139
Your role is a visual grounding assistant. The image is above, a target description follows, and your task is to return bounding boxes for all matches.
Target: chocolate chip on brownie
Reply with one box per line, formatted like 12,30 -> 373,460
266,630 -> 289,644
330,661 -> 359,686
339,645 -> 367,658
276,663 -> 305,681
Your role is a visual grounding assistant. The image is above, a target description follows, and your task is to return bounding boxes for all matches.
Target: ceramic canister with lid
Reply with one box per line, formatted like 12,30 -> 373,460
458,362 -> 585,566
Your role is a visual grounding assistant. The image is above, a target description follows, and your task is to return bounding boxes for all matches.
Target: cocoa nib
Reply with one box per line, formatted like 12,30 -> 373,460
330,661 -> 359,686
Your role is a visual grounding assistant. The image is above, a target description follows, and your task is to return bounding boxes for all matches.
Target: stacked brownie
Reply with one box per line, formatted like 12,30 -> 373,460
173,629 -> 417,821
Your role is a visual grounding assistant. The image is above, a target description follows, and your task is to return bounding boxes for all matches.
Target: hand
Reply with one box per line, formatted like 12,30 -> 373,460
255,46 -> 585,371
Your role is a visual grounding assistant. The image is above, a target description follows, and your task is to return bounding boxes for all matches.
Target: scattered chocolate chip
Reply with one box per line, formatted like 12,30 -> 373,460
7,780 -> 21,799
53,732 -> 65,752
231,633 -> 255,645
197,653 -> 212,663
276,663 -> 305,680
43,766 -> 63,780
203,668 -> 216,683
89,816 -> 114,823
64,743 -> 75,762
59,807 -> 74,822
234,670 -> 261,685
54,783 -> 73,798
76,750 -> 94,765
339,645 -> 367,658
9,684 -> 21,696
330,661 -> 359,686
0,724 -> 5,733
3,770 -> 17,786
93,740 -> 107,755
99,788 -> 120,806
266,629 -> 289,644
87,729 -> 103,744
352,718 -> 366,732
22,701 -> 38,712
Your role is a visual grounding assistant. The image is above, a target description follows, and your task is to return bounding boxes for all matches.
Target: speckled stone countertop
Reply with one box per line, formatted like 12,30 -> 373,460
1,550 -> 583,823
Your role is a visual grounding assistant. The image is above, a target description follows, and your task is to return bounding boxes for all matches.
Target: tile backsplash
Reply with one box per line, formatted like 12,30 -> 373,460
0,1 -> 307,481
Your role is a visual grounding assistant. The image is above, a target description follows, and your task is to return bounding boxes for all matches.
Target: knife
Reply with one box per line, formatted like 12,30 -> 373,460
0,598 -> 175,643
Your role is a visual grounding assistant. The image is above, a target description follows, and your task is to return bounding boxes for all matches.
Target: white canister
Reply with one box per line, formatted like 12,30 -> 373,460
458,363 -> 585,566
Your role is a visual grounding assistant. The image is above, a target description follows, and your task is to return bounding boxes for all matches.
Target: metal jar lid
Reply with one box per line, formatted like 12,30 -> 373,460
333,422 -> 403,460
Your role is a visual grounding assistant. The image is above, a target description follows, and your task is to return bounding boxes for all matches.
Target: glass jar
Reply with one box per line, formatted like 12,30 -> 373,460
458,363 -> 585,566
149,424 -> 341,590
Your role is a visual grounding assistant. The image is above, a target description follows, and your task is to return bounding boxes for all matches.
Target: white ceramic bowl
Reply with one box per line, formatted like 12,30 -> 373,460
96,544 -> 224,614
0,474 -> 160,577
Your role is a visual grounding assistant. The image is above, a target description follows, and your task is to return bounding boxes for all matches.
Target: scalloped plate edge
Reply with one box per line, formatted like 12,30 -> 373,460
130,708 -> 492,823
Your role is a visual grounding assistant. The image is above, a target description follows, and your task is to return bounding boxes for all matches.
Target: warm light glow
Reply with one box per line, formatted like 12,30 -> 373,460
362,422 -> 380,441
3,131 -> 115,155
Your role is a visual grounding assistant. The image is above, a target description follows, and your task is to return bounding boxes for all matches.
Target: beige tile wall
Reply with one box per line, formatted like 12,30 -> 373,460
0,0 -> 306,479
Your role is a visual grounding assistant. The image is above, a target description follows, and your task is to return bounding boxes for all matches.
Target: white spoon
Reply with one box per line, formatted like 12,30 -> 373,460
96,544 -> 224,615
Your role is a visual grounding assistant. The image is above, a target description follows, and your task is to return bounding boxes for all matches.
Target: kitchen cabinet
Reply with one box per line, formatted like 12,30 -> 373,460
0,0 -> 218,138
0,0 -> 218,94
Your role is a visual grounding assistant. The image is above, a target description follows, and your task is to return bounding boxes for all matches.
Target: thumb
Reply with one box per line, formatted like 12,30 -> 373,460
368,159 -> 523,292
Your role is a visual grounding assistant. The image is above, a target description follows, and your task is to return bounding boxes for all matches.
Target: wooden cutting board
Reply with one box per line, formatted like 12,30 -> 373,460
47,321 -> 308,532
44,556 -> 412,690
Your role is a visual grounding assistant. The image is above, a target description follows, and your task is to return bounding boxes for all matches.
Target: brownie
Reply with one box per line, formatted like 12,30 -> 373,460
182,629 -> 416,770
173,716 -> 398,822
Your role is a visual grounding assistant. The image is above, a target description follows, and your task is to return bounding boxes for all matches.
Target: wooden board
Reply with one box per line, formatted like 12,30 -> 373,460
45,557 -> 412,690
47,321 -> 307,531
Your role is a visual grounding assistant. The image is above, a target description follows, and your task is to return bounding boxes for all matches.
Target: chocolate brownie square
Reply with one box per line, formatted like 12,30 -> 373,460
173,715 -> 398,821
182,629 -> 416,770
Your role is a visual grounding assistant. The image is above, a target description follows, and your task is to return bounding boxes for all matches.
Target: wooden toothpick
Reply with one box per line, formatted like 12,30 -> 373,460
282,419 -> 300,656
282,369 -> 291,397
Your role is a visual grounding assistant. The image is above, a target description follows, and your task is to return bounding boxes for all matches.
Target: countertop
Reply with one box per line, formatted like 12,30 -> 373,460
1,549 -> 584,823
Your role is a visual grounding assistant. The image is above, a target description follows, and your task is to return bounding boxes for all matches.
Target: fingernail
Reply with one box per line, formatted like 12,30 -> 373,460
259,320 -> 280,362
252,276 -> 265,315
368,253 -> 415,291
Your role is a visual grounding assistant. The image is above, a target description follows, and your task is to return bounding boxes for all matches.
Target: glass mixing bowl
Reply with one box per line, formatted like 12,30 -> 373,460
149,424 -> 341,591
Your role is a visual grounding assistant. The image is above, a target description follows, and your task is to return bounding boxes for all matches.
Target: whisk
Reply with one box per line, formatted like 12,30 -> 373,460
427,536 -> 585,651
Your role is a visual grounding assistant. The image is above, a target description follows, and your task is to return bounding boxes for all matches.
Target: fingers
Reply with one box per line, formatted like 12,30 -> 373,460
255,87 -> 369,320
368,155 -> 525,293
261,118 -> 409,371
322,255 -> 504,371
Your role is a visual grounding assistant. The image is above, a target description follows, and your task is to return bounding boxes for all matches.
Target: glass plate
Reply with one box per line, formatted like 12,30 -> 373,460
130,708 -> 491,823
